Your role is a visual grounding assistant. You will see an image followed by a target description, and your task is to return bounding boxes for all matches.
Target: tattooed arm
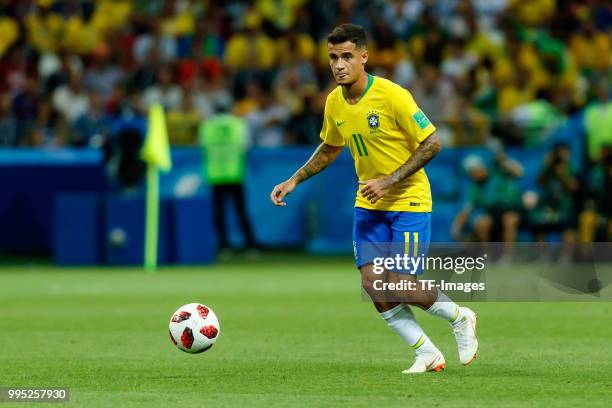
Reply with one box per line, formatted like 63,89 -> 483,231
360,132 -> 442,204
270,143 -> 344,206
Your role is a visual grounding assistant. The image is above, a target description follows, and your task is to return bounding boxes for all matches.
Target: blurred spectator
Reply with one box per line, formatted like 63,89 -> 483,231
469,0 -> 509,32
276,25 -> 317,67
233,78 -> 261,118
133,22 -> 178,64
166,88 -> 202,145
191,16 -> 224,61
569,21 -> 611,73
445,0 -> 478,40
12,76 -> 40,144
224,10 -> 276,72
143,65 -> 182,111
579,145 -> 612,242
369,18 -> 406,77
0,13 -> 19,57
30,97 -> 60,147
128,42 -> 161,92
511,89 -> 563,146
585,81 -> 612,163
106,86 -> 145,121
333,0 -> 374,34
0,0 -> 608,245
159,0 -> 196,39
382,0 -> 424,40
0,0 -> 607,154
528,143 -> 578,261
391,57 -> 417,90
441,37 -> 477,81
199,102 -> 258,254
24,5 -> 64,54
447,91 -> 489,146
246,86 -> 290,147
410,65 -> 456,125
84,45 -> 123,102
286,90 -> 323,145
506,0 -> 556,27
0,93 -> 17,146
69,92 -> 111,148
452,149 -> 523,259
52,70 -> 90,124
417,11 -> 447,67
256,0 -> 306,33
193,73 -> 233,118
41,51 -> 84,95
107,127 -> 146,191
1,46 -> 28,95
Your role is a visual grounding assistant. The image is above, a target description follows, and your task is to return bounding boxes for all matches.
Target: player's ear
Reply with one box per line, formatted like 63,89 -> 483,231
361,48 -> 368,65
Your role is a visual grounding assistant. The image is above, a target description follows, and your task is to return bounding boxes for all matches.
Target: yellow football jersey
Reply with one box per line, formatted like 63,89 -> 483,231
320,74 -> 436,212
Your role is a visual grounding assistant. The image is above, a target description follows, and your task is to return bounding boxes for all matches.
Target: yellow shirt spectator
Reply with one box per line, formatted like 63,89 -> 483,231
90,0 -> 132,34
569,31 -> 612,71
276,32 -> 316,65
508,0 -> 556,26
368,42 -> 406,70
161,8 -> 195,36
256,0 -> 306,31
25,12 -> 64,53
224,32 -> 276,70
0,17 -> 18,57
63,16 -> 99,54
498,85 -> 531,113
167,109 -> 203,145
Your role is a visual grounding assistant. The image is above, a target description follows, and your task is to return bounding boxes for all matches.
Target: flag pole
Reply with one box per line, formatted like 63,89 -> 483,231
141,103 -> 172,272
144,164 -> 159,272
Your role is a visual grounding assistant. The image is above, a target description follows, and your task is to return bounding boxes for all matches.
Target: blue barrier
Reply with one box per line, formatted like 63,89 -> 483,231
105,196 -> 174,265
2,134 -> 573,260
53,193 -> 102,265
306,150 -> 356,254
173,197 -> 216,264
0,148 -> 106,254
246,148 -> 315,247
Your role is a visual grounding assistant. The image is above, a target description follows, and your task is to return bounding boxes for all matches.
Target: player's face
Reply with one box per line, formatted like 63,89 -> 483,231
328,41 -> 368,86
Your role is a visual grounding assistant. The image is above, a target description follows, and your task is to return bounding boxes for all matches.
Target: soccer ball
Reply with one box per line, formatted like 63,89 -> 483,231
169,303 -> 220,353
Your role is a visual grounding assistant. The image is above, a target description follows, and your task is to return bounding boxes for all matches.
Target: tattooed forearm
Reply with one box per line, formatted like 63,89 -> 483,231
383,133 -> 441,188
290,143 -> 343,184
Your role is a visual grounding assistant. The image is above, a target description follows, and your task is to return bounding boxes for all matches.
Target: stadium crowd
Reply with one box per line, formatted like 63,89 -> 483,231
0,0 -> 610,244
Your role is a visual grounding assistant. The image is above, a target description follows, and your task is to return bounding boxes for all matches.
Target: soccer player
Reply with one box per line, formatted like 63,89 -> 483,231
270,24 -> 478,373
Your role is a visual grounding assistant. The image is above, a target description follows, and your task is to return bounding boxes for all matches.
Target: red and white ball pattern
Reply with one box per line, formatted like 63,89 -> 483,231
169,303 -> 220,353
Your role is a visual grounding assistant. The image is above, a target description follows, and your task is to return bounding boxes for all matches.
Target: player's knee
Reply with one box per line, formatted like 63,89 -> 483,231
359,264 -> 378,294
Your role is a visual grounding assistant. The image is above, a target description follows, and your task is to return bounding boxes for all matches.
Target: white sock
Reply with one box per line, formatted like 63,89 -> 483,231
425,290 -> 461,324
380,304 -> 438,354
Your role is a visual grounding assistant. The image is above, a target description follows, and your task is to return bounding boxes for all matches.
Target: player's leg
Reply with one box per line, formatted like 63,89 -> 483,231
360,263 -> 445,373
391,212 -> 479,365
354,208 -> 444,373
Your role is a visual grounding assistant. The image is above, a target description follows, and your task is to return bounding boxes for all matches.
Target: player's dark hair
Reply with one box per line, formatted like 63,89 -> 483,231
327,24 -> 367,49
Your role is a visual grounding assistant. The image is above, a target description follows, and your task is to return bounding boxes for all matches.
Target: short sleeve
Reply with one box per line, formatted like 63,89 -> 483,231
391,86 -> 436,143
319,98 -> 345,147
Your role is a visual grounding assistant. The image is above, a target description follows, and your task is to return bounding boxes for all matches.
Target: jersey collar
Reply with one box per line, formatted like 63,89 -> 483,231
342,73 -> 374,105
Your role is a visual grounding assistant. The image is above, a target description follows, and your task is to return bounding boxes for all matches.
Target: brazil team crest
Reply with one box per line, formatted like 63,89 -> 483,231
366,111 -> 380,131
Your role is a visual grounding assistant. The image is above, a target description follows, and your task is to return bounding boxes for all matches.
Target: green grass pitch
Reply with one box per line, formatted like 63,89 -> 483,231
1,255 -> 611,407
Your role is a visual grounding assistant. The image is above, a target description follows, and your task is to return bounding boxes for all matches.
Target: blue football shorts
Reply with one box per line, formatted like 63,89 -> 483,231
353,207 -> 432,274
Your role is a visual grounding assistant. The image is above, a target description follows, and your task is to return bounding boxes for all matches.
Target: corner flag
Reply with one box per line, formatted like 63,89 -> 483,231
142,103 -> 172,171
141,103 -> 172,271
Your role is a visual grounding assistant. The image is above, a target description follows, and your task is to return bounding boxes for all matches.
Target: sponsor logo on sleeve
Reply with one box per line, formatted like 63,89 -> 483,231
412,110 -> 431,130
